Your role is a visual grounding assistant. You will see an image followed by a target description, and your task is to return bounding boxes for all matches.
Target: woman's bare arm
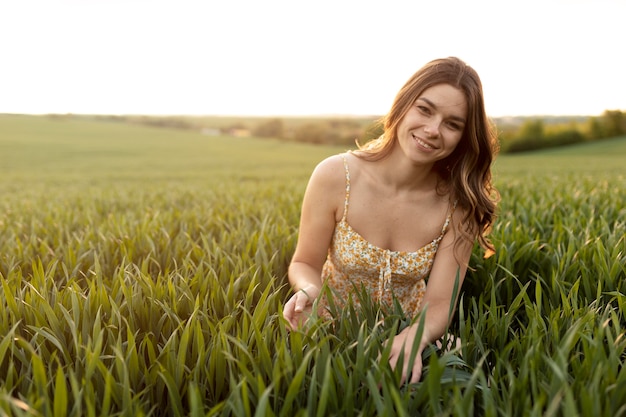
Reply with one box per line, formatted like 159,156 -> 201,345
284,155 -> 346,328
388,207 -> 474,383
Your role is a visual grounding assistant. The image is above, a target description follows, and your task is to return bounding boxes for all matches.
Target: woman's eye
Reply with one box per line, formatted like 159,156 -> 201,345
447,122 -> 461,131
417,106 -> 430,114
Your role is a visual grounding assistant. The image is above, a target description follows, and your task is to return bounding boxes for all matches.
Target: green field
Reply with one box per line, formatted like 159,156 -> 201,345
1,114 -> 625,416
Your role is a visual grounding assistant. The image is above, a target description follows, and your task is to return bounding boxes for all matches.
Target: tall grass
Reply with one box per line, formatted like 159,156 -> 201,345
0,115 -> 625,416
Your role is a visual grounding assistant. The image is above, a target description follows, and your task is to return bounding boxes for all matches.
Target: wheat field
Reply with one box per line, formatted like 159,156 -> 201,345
1,114 -> 625,416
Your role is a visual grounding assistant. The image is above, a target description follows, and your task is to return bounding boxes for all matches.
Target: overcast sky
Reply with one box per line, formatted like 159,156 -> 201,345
1,0 -> 624,117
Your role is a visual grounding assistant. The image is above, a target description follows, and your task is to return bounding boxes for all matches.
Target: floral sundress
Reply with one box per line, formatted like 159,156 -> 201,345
318,153 -> 456,318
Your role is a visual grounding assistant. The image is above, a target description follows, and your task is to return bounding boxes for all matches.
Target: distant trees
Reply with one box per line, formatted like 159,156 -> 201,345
252,118 -> 284,138
293,123 -> 338,144
588,110 -> 626,140
506,119 -> 584,153
249,117 -> 366,146
502,110 -> 625,153
290,119 -> 366,146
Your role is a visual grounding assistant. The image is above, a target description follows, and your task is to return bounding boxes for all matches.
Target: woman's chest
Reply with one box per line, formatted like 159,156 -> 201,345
346,193 -> 449,252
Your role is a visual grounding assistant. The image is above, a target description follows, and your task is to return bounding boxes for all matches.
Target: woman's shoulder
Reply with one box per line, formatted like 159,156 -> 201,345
305,153 -> 349,192
311,152 -> 350,180
310,151 -> 374,189
303,153 -> 351,219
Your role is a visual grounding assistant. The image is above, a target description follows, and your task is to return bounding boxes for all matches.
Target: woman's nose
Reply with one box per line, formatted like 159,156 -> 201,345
424,121 -> 440,138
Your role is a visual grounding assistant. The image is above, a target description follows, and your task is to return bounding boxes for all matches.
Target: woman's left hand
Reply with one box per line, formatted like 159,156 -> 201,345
386,325 -> 426,385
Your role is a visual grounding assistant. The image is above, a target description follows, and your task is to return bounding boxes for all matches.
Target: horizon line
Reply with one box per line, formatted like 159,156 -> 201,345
1,111 -> 610,119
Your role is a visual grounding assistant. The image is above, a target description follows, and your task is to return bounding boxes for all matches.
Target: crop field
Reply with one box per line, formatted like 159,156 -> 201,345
0,114 -> 625,416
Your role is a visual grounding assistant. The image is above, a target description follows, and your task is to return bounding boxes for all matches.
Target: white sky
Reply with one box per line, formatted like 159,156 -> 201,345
1,0 -> 624,117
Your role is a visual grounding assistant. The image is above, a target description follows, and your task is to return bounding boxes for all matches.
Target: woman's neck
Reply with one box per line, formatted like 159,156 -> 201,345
373,147 -> 439,194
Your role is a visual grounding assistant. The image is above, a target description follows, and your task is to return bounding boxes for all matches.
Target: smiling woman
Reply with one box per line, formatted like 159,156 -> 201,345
283,56 -> 499,385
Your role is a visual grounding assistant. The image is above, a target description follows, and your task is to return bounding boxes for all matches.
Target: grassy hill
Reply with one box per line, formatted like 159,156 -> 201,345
493,135 -> 626,175
0,114 -> 346,185
2,113 -> 624,175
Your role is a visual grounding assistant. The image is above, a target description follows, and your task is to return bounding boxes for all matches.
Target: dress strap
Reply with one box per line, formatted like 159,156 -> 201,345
439,199 -> 458,237
340,153 -> 351,221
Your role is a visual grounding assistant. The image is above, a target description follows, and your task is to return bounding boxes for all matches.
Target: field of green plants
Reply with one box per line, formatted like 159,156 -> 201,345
1,114 -> 625,416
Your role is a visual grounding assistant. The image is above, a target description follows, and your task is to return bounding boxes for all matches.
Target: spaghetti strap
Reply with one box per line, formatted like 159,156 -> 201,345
340,154 -> 350,221
440,199 -> 458,236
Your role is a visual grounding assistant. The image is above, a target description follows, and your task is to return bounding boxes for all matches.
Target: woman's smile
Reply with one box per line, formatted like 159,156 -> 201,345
412,133 -> 437,151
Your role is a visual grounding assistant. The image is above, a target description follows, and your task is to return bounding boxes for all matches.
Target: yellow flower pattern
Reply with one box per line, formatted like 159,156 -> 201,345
318,153 -> 455,318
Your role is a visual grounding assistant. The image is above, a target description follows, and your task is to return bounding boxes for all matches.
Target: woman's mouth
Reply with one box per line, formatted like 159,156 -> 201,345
412,134 -> 435,150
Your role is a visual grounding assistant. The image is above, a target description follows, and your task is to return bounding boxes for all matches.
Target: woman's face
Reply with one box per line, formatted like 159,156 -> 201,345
395,83 -> 468,165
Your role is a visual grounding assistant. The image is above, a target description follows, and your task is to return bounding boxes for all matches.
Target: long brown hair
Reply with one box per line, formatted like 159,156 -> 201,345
357,57 -> 499,253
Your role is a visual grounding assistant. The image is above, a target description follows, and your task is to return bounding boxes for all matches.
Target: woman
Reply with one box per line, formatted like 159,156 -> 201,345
283,56 -> 499,384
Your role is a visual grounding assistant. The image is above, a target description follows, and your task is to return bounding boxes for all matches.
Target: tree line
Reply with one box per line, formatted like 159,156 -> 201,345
498,110 -> 626,153
49,110 -> 626,153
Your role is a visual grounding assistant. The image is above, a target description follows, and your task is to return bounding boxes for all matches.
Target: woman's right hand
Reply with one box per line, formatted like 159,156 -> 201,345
283,285 -> 320,330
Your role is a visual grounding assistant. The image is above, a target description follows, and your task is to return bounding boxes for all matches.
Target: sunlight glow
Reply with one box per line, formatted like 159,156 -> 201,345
0,0 -> 623,117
